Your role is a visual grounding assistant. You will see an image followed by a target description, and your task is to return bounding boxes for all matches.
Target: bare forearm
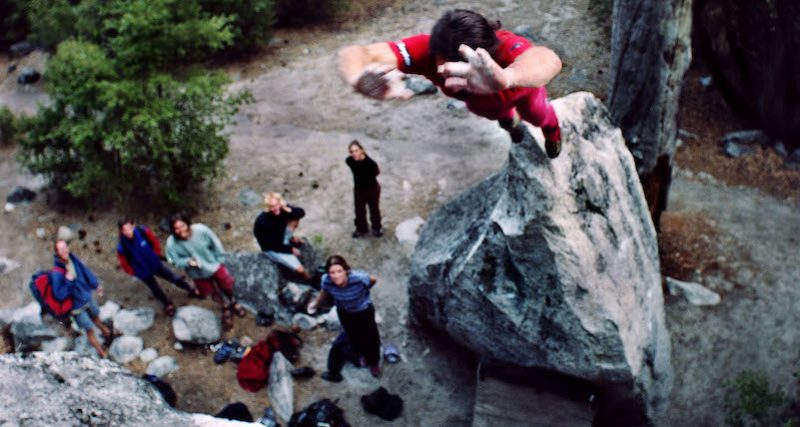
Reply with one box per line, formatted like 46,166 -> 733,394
338,45 -> 371,86
503,46 -> 562,89
338,42 -> 398,86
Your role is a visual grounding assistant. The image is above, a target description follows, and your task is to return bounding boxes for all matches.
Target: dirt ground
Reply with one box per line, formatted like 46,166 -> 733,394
1,1 -> 799,426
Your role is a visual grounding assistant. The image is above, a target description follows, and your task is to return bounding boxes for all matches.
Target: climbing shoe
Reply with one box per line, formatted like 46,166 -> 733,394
498,112 -> 525,144
543,125 -> 562,158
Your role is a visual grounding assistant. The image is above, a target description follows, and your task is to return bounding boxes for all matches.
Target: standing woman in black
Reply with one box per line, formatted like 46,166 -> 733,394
346,140 -> 383,238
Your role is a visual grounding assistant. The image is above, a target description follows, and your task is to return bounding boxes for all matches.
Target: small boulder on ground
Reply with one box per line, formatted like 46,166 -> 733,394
109,336 -> 144,364
146,356 -> 179,378
172,306 -> 220,344
56,225 -> 74,242
6,187 -> 36,204
139,348 -> 158,363
113,308 -> 155,336
239,189 -> 262,206
666,277 -> 721,306
98,301 -> 121,323
268,352 -> 294,424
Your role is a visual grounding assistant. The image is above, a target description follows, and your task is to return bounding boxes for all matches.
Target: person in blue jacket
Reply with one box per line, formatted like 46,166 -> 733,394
51,239 -> 112,357
117,217 -> 201,316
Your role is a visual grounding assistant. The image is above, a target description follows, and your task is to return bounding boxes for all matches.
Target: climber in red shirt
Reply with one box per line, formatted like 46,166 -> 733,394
338,9 -> 563,158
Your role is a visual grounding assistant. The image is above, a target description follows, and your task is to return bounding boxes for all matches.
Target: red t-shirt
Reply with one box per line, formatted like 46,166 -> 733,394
388,30 -> 533,105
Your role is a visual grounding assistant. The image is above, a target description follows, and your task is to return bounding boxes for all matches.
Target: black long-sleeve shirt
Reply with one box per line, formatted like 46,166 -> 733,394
346,155 -> 380,189
253,205 -> 305,253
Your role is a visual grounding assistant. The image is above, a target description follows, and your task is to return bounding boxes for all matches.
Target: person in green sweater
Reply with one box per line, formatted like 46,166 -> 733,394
166,213 -> 245,330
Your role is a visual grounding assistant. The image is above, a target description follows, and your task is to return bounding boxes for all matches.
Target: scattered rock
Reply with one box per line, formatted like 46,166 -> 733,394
666,277 -> 722,306
721,141 -> 757,158
774,141 -> 788,158
6,186 -> 36,204
98,301 -> 121,323
109,336 -> 144,364
512,24 -> 541,42
280,282 -> 314,312
172,306 -> 220,344
139,348 -> 158,363
146,356 -> 179,378
41,337 -> 72,352
112,308 -> 155,336
3,203 -> 13,212
239,189 -> 262,206
173,342 -> 184,351
405,76 -> 437,95
444,99 -> 467,115
56,225 -> 74,242
10,302 -> 59,351
35,228 -> 46,239
17,68 -> 41,85
9,40 -> 37,58
223,252 -> 282,315
268,352 -> 294,424
322,309 -> 341,331
291,313 -> 318,330
395,216 -> 426,246
698,75 -> 713,90
719,129 -> 771,147
785,149 -> 800,170
408,93 -> 672,422
677,129 -> 699,140
0,257 -> 20,275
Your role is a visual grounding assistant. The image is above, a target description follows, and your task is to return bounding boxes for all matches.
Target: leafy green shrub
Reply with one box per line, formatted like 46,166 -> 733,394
0,107 -> 18,145
199,0 -> 275,55
274,0 -> 348,26
724,369 -> 792,426
25,0 -> 78,49
19,38 -> 250,206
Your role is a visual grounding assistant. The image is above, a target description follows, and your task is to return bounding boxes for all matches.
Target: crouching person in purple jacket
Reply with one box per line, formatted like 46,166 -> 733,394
52,239 -> 112,358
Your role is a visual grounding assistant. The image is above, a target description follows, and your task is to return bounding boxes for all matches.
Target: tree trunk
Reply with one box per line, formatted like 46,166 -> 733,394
608,0 -> 692,231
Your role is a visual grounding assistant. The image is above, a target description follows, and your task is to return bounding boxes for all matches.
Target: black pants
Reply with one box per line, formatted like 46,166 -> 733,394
354,184 -> 382,232
140,262 -> 192,307
336,305 -> 381,367
327,331 -> 359,374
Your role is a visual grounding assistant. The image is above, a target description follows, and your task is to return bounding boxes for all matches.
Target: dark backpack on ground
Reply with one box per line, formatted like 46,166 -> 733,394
361,387 -> 404,421
29,266 -> 72,321
289,399 -> 350,427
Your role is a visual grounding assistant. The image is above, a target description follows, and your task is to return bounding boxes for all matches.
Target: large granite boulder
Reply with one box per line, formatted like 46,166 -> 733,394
0,352 -> 256,426
223,241 -> 319,317
408,92 -> 672,424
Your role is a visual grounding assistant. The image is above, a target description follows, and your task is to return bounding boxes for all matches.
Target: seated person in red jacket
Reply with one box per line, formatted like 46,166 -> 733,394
116,217 -> 201,316
338,9 -> 563,158
253,192 -> 311,282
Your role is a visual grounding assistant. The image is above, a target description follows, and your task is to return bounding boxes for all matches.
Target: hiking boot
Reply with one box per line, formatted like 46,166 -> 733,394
543,125 -> 562,159
321,371 -> 343,382
352,229 -> 368,238
498,112 -> 525,144
372,228 -> 383,238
